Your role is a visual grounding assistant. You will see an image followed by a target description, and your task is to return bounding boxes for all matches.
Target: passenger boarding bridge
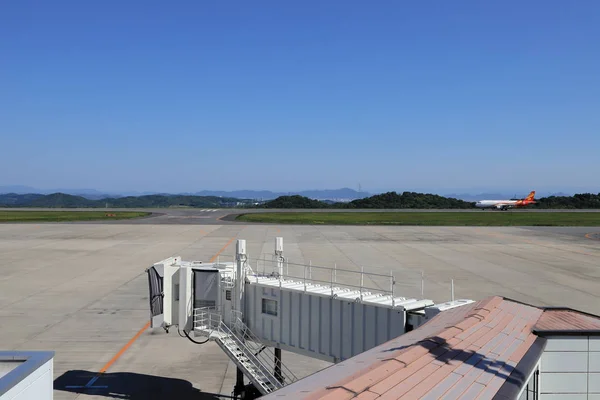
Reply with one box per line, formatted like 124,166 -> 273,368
146,238 -> 475,399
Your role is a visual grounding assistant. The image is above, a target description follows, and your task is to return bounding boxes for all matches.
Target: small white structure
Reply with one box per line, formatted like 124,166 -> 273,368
0,351 -> 54,400
146,237 -> 474,397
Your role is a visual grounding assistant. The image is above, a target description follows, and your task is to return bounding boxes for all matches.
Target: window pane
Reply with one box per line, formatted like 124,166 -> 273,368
262,298 -> 277,316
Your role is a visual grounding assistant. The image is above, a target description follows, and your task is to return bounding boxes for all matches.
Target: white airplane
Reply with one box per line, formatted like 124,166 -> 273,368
474,191 -> 536,211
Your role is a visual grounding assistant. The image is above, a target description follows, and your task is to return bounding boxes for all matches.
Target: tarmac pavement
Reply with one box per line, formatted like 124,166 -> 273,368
0,219 -> 599,399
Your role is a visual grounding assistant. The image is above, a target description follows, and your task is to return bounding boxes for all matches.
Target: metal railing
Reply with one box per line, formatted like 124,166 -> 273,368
249,256 -> 411,301
194,307 -> 223,332
193,307 -> 297,388
229,310 -> 298,384
205,248 -> 430,301
193,307 -> 282,391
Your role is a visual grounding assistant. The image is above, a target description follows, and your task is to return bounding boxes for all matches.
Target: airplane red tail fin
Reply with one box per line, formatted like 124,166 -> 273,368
525,191 -> 535,201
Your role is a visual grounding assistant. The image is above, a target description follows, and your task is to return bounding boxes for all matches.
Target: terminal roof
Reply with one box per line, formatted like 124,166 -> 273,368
262,296 -> 600,399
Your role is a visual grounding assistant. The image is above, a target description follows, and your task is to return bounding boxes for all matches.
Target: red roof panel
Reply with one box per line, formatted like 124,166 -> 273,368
535,309 -> 600,332
263,296 -> 600,400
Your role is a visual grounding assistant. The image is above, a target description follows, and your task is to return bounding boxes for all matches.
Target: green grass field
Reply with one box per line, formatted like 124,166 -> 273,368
236,212 -> 600,226
0,211 -> 151,223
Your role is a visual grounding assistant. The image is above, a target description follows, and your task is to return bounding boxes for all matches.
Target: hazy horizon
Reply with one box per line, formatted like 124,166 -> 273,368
0,183 -> 595,198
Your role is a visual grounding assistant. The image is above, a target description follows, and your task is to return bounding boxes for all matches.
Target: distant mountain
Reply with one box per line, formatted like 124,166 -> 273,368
0,186 -> 119,200
0,185 -> 40,194
1,185 -> 591,203
188,188 -> 371,201
0,193 -> 46,206
0,193 -> 256,208
0,186 -> 370,201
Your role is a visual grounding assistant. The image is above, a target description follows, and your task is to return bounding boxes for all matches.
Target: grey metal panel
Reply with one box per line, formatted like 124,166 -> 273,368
290,292 -> 299,348
540,352 -> 588,373
331,298 -> 341,358
590,351 -> 600,372
540,395 -> 587,400
543,337 -> 588,352
590,373 -> 600,392
309,295 -> 320,354
280,289 -> 288,346
364,305 -> 376,351
589,395 -> 600,400
300,292 -> 309,350
0,351 -> 55,397
243,283 -> 406,363
591,336 -> 600,351
319,296 -> 330,356
391,308 -> 405,339
540,372 -> 587,393
376,306 -> 387,346
341,301 -> 353,360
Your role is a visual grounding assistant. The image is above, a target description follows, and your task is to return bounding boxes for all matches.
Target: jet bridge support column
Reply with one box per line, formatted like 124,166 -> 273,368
234,240 -> 247,398
275,237 -> 284,277
274,347 -> 282,383
274,238 -> 284,383
235,239 -> 247,317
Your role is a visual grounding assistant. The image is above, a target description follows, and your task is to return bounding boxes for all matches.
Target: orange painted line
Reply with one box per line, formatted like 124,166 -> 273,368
99,321 -> 151,373
96,237 -> 236,376
210,236 -> 236,262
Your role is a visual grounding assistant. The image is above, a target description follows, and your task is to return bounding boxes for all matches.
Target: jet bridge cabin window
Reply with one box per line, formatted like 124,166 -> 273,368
193,270 -> 219,310
262,298 -> 277,316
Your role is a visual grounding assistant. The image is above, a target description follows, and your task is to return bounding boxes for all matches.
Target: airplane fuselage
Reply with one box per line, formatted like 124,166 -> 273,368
475,200 -> 520,210
474,197 -> 536,210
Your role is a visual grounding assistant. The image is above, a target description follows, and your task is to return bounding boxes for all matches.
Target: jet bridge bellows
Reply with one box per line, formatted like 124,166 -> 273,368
145,238 -> 474,398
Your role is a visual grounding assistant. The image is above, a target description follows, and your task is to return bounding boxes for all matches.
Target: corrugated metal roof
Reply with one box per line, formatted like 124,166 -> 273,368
534,308 -> 600,332
262,296 -> 552,399
250,275 -> 436,310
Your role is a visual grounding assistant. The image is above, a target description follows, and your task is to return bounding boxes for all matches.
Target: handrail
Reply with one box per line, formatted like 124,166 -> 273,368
231,316 -> 298,383
252,256 -> 394,278
218,320 -> 281,387
248,256 -> 402,300
193,307 -> 286,390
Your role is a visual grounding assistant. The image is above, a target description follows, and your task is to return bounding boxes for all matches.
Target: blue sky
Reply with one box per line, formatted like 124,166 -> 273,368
1,0 -> 599,194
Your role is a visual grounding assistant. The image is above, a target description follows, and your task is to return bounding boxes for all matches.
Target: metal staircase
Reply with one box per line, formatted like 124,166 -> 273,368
194,307 -> 298,395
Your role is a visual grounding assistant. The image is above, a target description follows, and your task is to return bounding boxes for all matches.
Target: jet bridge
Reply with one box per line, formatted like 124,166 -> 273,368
145,238 -> 474,399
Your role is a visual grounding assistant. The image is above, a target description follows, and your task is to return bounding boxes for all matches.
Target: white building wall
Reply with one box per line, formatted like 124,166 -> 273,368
0,359 -> 53,400
244,282 -> 406,362
539,335 -> 600,399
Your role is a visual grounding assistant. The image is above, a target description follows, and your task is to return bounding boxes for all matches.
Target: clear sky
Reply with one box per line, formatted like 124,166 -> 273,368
1,0 -> 599,194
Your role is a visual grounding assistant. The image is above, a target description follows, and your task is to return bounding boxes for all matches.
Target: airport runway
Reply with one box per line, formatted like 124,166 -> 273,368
1,217 -> 599,399
4,206 -> 600,226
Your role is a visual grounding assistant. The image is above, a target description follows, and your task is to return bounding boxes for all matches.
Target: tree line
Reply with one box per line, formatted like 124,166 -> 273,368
260,192 -> 600,209
1,191 -> 599,209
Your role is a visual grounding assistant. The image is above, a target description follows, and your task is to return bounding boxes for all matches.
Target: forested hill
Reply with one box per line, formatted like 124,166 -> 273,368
533,193 -> 600,209
259,191 -> 600,209
259,195 -> 331,208
0,193 -> 253,208
258,191 -> 473,209
342,192 -> 473,209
